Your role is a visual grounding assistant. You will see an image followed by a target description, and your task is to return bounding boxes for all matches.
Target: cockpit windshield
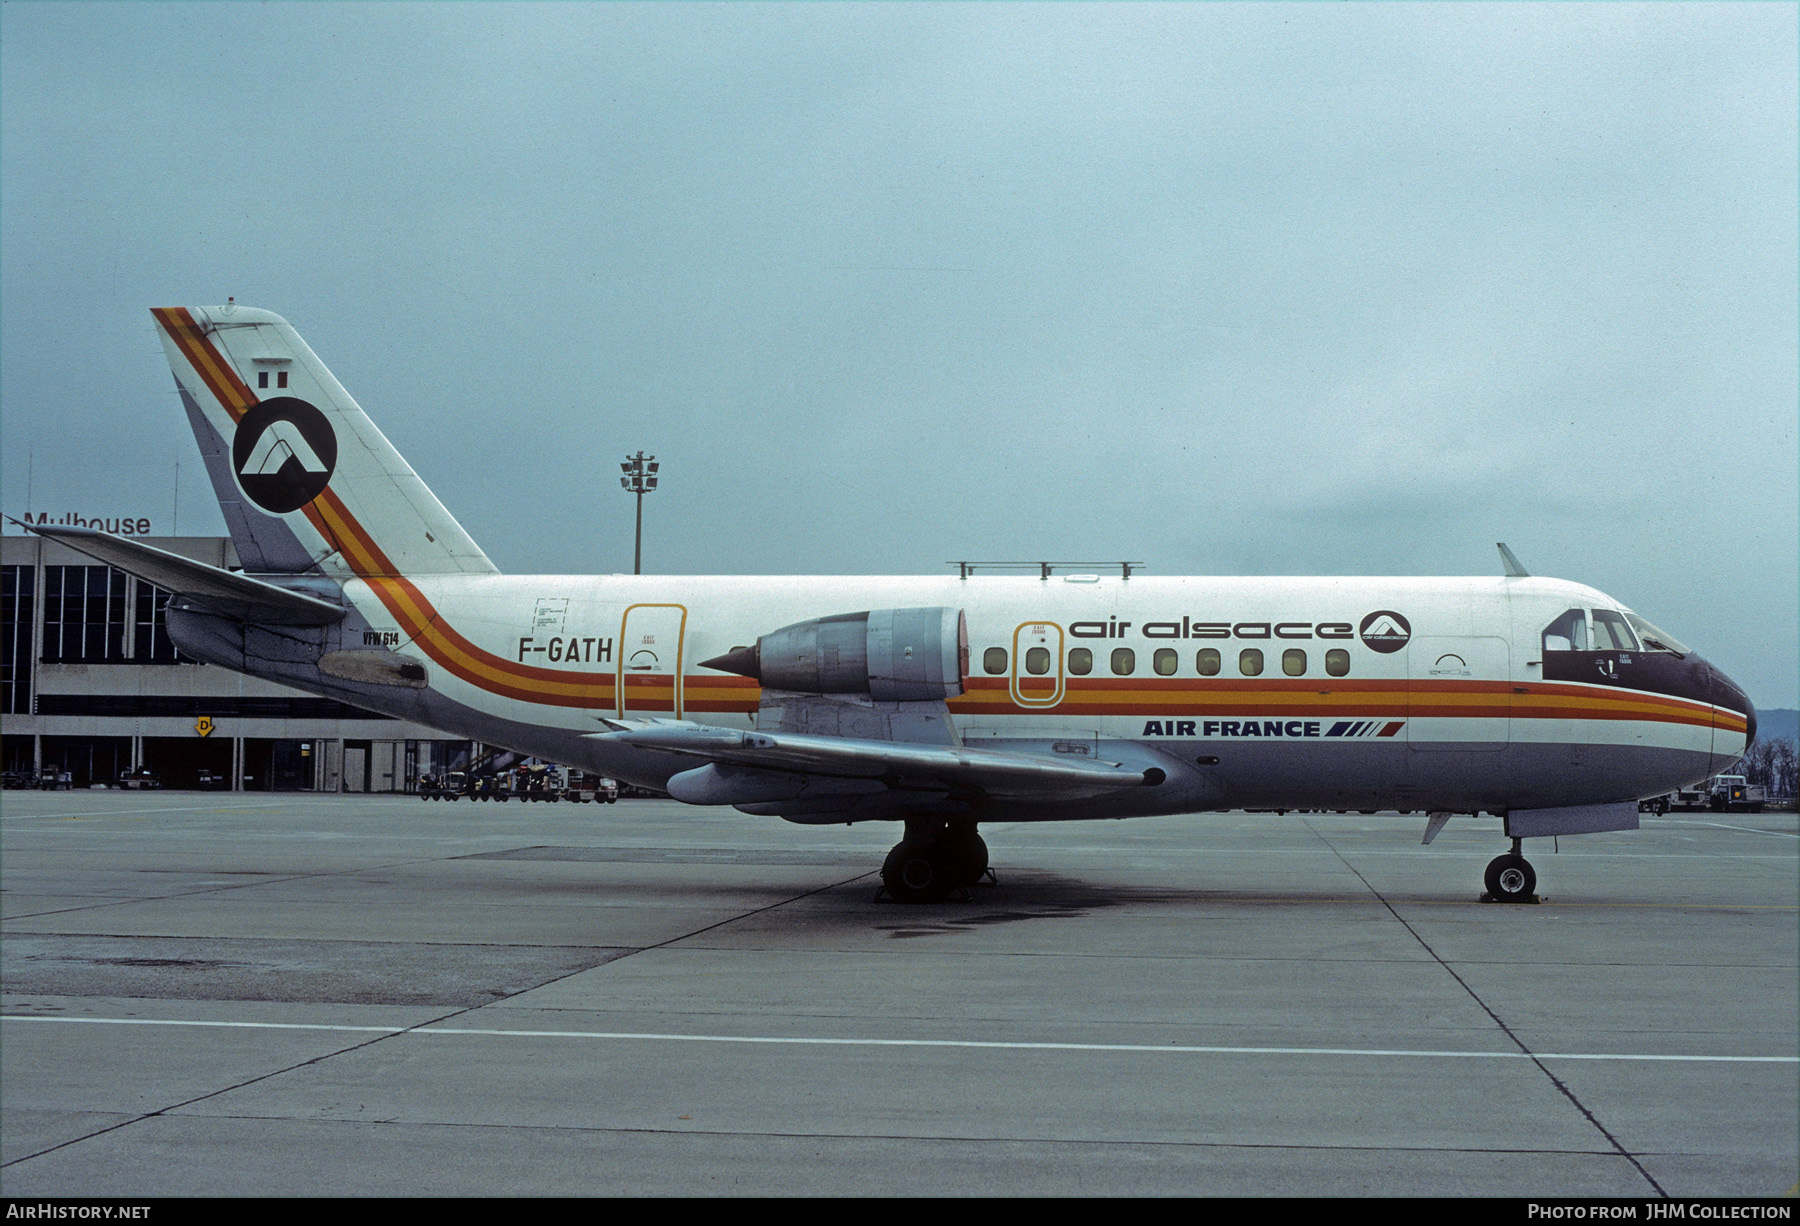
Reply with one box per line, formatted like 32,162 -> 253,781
1624,612 -> 1689,657
1542,607 -> 1672,654
1591,610 -> 1639,651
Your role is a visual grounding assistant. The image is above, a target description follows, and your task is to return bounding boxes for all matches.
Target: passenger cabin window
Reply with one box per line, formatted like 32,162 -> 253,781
1541,608 -> 1588,653
983,647 -> 1007,675
1153,648 -> 1177,676
1282,648 -> 1306,676
1240,648 -> 1263,677
1067,647 -> 1093,675
1025,646 -> 1051,675
1110,648 -> 1135,676
1591,610 -> 1639,651
1325,648 -> 1350,677
1196,648 -> 1220,676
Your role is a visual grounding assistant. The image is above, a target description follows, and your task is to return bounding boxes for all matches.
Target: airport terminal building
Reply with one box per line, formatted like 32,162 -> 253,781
1,532 -> 474,791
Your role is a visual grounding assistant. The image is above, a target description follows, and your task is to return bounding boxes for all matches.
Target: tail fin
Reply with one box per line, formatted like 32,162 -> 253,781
151,304 -> 497,577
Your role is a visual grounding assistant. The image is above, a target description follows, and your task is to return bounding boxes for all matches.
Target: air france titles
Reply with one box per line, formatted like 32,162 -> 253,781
1143,719 -> 1405,739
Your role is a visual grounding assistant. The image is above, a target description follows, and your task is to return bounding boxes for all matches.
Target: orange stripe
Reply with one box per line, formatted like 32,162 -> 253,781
151,308 -> 257,420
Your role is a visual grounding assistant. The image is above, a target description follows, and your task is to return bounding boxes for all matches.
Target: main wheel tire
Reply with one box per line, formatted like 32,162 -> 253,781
1484,853 -> 1536,901
940,830 -> 989,886
881,842 -> 955,903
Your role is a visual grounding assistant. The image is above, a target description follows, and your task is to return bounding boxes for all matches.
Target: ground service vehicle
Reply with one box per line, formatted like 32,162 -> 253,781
1642,774 -> 1766,814
559,772 -> 620,803
23,304 -> 1757,903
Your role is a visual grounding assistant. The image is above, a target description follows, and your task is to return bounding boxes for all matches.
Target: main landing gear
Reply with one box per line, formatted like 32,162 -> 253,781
879,818 -> 992,904
1482,837 -> 1539,904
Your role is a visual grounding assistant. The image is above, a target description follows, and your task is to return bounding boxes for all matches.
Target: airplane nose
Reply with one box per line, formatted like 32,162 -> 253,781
1707,661 -> 1756,745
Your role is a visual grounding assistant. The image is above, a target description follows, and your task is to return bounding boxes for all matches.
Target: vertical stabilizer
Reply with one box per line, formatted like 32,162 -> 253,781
152,304 -> 498,577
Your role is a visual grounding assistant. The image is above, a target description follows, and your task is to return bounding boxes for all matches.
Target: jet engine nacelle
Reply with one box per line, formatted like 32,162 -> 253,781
702,607 -> 969,701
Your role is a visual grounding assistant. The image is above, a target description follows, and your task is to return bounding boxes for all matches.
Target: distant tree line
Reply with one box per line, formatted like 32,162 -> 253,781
1734,735 -> 1798,800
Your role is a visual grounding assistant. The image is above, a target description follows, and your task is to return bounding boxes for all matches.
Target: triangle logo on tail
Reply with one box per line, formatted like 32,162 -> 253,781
231,397 -> 338,514
242,420 -> 328,476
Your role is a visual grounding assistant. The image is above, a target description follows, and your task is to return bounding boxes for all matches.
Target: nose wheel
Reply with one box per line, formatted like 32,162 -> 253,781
1482,840 -> 1539,904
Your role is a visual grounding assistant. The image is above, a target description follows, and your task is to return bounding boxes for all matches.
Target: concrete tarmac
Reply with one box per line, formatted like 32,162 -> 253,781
1,790 -> 1794,1197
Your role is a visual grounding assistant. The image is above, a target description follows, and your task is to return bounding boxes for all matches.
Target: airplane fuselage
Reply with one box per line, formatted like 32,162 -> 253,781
168,569 -> 1748,822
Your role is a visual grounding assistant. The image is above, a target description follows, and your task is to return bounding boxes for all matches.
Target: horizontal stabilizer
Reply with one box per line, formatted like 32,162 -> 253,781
21,525 -> 344,626
589,721 -> 1156,802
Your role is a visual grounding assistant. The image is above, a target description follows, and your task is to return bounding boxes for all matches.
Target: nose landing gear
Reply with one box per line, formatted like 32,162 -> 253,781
879,819 -> 991,903
1482,837 -> 1539,903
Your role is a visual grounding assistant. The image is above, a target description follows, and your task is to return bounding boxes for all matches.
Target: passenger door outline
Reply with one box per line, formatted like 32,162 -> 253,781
1010,621 -> 1065,709
1407,635 -> 1511,752
618,603 -> 688,719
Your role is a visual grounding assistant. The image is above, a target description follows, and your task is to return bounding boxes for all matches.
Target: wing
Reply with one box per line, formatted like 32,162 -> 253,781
588,720 -> 1159,817
20,524 -> 344,626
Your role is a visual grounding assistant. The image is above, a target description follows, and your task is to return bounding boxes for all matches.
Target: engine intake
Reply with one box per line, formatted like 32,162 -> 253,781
700,607 -> 968,701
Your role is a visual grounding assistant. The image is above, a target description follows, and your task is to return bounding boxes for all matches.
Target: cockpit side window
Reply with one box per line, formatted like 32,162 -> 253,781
1541,608 -> 1588,653
1591,610 -> 1639,651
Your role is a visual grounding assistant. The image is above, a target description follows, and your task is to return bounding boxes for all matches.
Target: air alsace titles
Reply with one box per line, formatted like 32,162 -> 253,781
1078,611 -> 1410,742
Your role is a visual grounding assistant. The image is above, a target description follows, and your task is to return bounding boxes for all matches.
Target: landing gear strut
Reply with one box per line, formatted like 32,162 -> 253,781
880,819 -> 990,903
1482,837 -> 1538,903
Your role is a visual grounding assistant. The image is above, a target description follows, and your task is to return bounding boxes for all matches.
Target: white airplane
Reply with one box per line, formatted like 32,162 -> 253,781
26,304 -> 1756,903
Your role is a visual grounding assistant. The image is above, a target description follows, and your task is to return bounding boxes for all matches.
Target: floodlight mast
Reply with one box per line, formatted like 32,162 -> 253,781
618,451 -> 659,575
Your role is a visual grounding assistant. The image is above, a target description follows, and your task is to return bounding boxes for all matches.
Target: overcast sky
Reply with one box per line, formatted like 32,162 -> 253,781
2,2 -> 1794,706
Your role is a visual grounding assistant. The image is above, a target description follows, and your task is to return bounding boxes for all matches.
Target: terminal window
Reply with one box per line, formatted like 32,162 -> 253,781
1,565 -> 33,713
134,583 -> 190,663
41,565 -> 127,662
